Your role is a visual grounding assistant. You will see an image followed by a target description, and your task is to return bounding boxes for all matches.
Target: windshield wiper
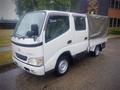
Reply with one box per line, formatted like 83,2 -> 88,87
14,33 -> 26,39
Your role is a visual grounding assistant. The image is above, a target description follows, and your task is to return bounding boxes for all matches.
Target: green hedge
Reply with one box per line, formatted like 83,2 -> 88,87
109,28 -> 120,35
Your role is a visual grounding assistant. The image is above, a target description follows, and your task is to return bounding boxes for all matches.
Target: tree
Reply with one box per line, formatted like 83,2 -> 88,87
15,0 -> 75,16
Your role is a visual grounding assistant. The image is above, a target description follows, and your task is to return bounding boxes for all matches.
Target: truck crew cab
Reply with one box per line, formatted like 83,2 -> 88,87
12,10 -> 108,76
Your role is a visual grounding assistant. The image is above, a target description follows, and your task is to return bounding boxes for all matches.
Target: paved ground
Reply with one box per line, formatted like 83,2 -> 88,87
108,35 -> 120,39
0,38 -> 120,90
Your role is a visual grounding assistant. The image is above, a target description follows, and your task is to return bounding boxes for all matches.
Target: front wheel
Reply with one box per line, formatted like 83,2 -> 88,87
55,56 -> 69,76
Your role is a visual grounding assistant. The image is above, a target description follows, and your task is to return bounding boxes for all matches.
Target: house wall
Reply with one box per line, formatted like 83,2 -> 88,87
108,0 -> 120,28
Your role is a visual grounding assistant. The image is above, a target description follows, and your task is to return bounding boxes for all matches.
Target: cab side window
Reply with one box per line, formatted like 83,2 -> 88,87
74,16 -> 86,31
45,15 -> 69,42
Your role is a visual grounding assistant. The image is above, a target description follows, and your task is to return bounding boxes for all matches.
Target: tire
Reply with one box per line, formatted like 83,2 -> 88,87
93,46 -> 100,56
55,55 -> 69,76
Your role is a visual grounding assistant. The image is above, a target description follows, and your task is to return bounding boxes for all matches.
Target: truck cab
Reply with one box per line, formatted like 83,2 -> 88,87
12,10 -> 108,76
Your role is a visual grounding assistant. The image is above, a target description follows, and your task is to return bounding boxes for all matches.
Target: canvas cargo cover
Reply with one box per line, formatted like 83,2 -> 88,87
87,14 -> 109,39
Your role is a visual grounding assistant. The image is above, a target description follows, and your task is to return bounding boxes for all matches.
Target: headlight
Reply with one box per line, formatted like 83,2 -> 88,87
28,57 -> 44,66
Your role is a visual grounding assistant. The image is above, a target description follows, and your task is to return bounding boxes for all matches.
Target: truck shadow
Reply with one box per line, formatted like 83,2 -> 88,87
0,64 -> 16,73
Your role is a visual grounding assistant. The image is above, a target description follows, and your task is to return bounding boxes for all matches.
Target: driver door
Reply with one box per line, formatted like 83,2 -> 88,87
43,13 -> 72,71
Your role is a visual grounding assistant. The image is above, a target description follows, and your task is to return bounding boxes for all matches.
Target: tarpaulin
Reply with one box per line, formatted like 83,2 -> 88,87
87,14 -> 109,39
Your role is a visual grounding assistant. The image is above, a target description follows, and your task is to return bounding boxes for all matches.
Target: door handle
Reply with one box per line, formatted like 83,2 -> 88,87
67,40 -> 72,44
84,37 -> 87,40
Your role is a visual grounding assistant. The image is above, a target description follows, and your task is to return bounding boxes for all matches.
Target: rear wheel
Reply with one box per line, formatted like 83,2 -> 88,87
55,55 -> 69,76
90,45 -> 101,57
93,46 -> 100,56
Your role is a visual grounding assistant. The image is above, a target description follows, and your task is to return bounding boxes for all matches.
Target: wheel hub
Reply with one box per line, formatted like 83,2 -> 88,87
58,59 -> 68,74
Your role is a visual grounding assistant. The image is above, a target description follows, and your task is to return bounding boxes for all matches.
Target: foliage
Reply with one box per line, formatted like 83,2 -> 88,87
15,0 -> 75,16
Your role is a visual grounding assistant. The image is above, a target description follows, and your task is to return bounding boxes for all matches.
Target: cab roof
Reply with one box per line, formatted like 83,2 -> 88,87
32,10 -> 86,16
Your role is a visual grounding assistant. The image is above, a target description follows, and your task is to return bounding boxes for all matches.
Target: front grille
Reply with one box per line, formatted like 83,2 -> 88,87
16,53 -> 27,61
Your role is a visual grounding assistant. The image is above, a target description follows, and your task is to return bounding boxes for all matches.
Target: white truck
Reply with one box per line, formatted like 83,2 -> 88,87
11,10 -> 108,76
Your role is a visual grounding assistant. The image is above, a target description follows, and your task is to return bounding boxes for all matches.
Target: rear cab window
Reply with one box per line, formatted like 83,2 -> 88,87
73,15 -> 86,31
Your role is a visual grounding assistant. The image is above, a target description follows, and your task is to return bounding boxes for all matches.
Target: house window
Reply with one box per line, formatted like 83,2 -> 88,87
109,0 -> 115,8
119,1 -> 120,9
109,18 -> 113,27
115,0 -> 119,9
118,19 -> 120,27
113,18 -> 117,27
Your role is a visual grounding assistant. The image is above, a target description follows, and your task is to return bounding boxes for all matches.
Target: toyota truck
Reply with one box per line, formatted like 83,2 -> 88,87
12,10 -> 108,76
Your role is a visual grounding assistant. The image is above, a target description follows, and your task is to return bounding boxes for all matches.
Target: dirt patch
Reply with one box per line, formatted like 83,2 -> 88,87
0,29 -> 13,47
0,51 -> 12,65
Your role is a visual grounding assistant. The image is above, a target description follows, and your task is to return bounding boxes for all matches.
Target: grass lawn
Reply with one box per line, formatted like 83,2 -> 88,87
0,51 -> 12,65
0,29 -> 13,47
0,29 -> 13,65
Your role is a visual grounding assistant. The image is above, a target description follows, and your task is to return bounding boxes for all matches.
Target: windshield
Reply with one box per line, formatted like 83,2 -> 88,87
14,12 -> 46,38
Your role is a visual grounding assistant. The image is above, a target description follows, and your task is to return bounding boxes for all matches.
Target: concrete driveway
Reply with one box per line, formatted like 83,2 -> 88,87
0,38 -> 120,90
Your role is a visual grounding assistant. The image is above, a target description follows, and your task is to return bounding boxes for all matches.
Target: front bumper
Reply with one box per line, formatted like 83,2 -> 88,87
13,56 -> 45,76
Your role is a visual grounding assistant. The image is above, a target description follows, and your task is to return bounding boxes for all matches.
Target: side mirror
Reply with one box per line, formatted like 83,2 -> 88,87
31,24 -> 39,36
